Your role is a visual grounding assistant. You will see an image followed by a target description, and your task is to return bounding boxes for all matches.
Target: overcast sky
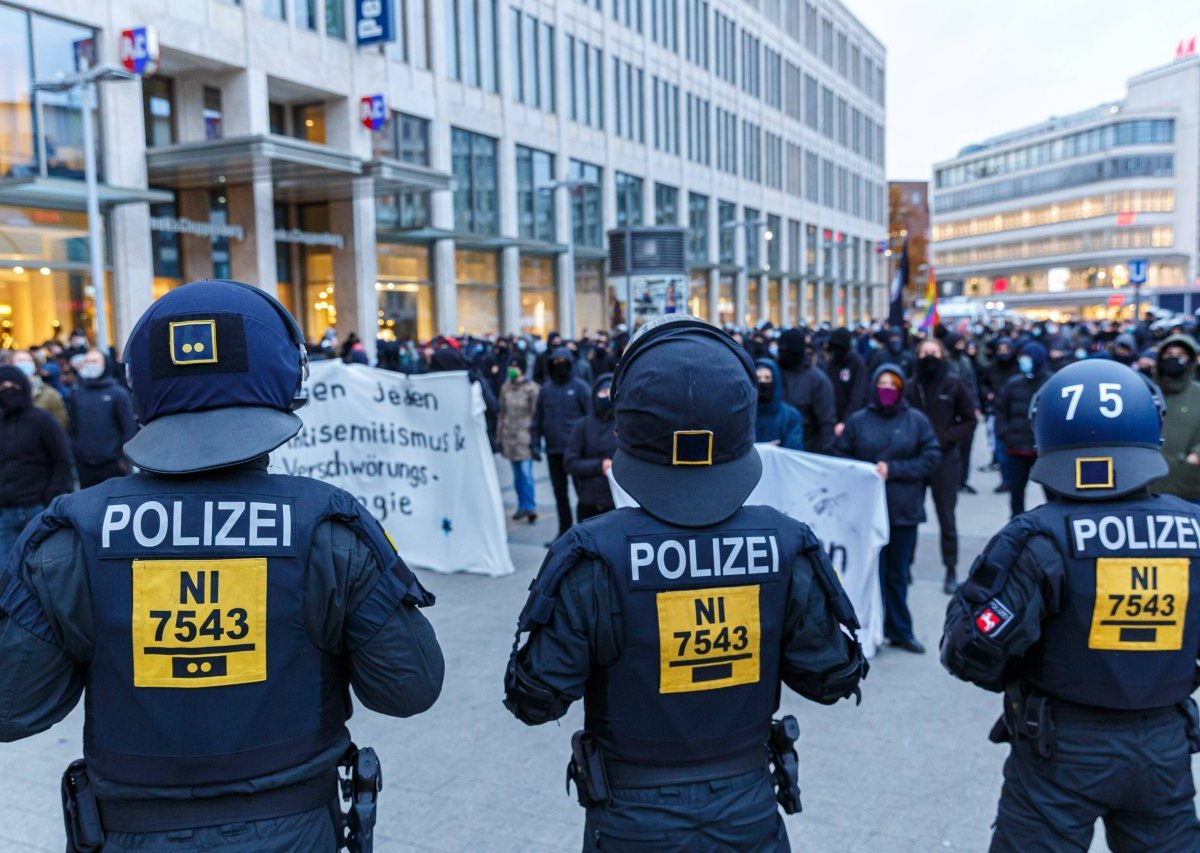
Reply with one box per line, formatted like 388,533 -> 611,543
846,0 -> 1199,180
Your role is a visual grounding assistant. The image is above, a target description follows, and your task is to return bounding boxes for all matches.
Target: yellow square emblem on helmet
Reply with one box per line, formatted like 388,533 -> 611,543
170,320 -> 218,365
1076,457 -> 1114,490
672,430 -> 713,466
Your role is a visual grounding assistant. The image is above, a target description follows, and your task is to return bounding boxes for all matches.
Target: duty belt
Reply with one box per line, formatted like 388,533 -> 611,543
603,747 -> 769,789
98,772 -> 338,834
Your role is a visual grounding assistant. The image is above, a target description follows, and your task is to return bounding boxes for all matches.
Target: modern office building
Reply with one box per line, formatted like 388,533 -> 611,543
886,179 -> 928,302
930,51 -> 1200,320
0,0 -> 887,357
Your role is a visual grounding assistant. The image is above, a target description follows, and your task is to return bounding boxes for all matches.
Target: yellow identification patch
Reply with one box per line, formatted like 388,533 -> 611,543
657,585 -> 760,693
131,558 -> 267,688
1088,558 -> 1189,651
169,319 -> 219,365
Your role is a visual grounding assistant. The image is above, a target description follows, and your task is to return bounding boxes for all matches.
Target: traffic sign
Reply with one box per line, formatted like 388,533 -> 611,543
1128,259 -> 1149,285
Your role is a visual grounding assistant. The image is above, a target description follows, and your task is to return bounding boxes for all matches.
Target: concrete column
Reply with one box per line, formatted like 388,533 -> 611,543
758,273 -> 769,325
797,279 -> 807,326
831,283 -> 843,326
708,268 -> 720,326
222,69 -> 271,136
501,245 -> 521,335
331,178 -> 379,363
779,276 -> 791,328
815,281 -> 825,324
178,189 -> 214,283
734,226 -> 747,329
554,183 -> 575,336
110,205 -> 153,351
434,238 -> 457,335
227,176 -> 278,296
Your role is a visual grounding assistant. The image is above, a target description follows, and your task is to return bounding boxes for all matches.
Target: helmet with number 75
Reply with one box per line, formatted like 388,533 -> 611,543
1029,359 -> 1167,500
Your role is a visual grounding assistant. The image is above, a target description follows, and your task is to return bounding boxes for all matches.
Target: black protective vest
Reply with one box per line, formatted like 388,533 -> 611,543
527,506 -> 811,765
1014,494 -> 1200,710
29,468 -> 425,787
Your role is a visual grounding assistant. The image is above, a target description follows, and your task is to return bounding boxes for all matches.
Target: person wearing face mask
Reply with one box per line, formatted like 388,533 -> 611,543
907,339 -> 977,594
533,330 -> 564,384
775,329 -> 836,454
983,338 -> 1021,493
499,357 -> 541,523
823,327 -> 870,437
0,365 -> 73,559
67,349 -> 138,489
837,366 -> 941,653
10,350 -> 68,430
1150,335 -> 1200,504
1112,333 -> 1139,366
533,348 -> 593,540
565,374 -> 619,521
995,342 -> 1050,517
753,358 -> 806,451
867,328 -> 916,377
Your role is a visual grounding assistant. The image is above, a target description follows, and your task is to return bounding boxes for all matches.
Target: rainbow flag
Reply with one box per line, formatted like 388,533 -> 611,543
919,269 -> 939,330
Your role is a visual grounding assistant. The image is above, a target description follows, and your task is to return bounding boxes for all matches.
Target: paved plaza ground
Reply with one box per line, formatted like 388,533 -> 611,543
0,432 -> 1192,851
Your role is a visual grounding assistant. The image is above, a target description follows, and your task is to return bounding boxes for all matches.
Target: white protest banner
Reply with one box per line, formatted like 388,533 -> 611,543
270,361 -> 515,577
609,443 -> 887,657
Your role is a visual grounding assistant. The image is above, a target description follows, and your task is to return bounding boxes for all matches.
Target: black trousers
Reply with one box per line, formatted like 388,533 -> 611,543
1008,454 -> 1038,517
547,453 -> 574,536
960,423 -> 977,487
991,707 -> 1200,852
576,502 -> 613,522
77,459 -> 126,490
928,446 -> 961,572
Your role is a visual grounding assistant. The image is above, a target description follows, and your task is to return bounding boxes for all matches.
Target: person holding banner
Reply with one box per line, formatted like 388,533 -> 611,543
838,365 -> 941,654
504,315 -> 867,852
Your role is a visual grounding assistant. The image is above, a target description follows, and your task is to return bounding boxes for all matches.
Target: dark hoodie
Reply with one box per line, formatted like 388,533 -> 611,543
777,329 -> 836,454
995,343 -> 1048,455
0,366 -> 73,509
824,327 -> 870,422
1151,334 -> 1200,500
564,373 -> 619,509
532,347 -> 592,454
753,358 -> 806,451
836,365 -> 941,527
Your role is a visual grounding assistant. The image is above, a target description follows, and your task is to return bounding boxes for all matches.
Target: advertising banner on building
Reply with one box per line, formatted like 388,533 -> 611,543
271,361 -> 515,577
609,444 -> 888,657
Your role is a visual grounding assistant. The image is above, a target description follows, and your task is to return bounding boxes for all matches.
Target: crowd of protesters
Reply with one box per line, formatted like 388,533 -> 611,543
6,307 -> 1200,655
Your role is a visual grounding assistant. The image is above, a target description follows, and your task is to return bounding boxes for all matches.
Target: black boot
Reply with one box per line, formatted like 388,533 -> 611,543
942,568 -> 957,595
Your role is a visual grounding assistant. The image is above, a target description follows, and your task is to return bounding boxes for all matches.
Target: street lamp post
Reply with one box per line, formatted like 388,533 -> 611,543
542,179 -> 598,336
34,64 -> 138,355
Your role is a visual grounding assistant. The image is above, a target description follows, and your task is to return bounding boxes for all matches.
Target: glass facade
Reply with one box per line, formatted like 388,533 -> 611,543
516,145 -> 555,242
455,249 -> 501,333
615,172 -> 643,228
687,192 -> 709,262
934,190 -> 1175,241
688,271 -> 709,320
452,127 -> 499,234
655,183 -> 678,225
575,259 -> 605,336
446,0 -> 499,92
519,254 -> 556,337
569,159 -> 603,247
143,76 -> 175,148
377,243 -> 435,341
718,200 -> 736,265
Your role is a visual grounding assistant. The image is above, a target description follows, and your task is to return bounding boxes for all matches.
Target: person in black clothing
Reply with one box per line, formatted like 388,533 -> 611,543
533,331 -> 564,384
982,337 -> 1021,493
429,345 -> 500,451
824,327 -> 869,437
564,373 -> 618,521
907,338 -> 977,594
532,347 -> 592,539
995,342 -> 1050,517
837,365 -> 941,653
68,349 -> 137,488
867,328 -> 915,377
947,336 -> 982,494
0,366 -> 73,559
777,328 -> 837,454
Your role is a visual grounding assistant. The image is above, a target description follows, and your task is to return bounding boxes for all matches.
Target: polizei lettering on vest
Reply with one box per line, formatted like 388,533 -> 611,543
1072,514 -> 1200,554
101,500 -> 294,550
630,535 -> 780,582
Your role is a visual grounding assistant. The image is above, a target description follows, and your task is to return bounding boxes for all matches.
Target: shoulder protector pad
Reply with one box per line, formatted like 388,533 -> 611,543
326,489 -> 434,608
796,523 -> 862,633
0,496 -> 73,642
959,515 -> 1039,605
517,526 -> 602,632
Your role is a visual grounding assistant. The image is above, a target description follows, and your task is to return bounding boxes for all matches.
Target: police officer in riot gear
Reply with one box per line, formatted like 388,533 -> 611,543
941,358 -> 1200,852
0,280 -> 444,852
504,316 -> 867,851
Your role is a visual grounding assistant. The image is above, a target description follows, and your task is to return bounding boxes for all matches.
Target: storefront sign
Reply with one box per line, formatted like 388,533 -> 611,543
360,94 -> 387,131
120,26 -> 160,76
273,228 -> 345,250
150,216 -> 244,241
355,0 -> 396,46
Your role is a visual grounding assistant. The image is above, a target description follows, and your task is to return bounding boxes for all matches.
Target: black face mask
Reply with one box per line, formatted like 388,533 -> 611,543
996,350 -> 1014,365
777,348 -> 803,370
886,338 -> 903,354
917,355 -> 941,382
594,395 -> 613,418
1049,355 -> 1072,372
550,360 -> 572,382
0,388 -> 27,411
1161,356 -> 1191,378
1114,351 -> 1136,366
829,342 -> 850,362
757,381 -> 774,404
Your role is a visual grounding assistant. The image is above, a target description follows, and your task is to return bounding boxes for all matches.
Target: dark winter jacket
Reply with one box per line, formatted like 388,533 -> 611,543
0,368 -> 73,509
867,332 -> 915,377
981,341 -> 1020,411
1151,334 -> 1200,500
837,366 -> 941,527
753,359 -> 805,451
825,329 -> 870,423
564,374 -> 618,510
68,375 -> 137,466
995,364 -> 1048,455
906,359 -> 977,452
532,348 -> 591,454
777,333 -> 836,454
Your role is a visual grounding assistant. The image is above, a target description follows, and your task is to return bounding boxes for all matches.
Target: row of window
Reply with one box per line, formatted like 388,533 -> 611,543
935,119 -> 1175,189
510,10 -> 555,112
934,155 -> 1176,213
934,225 -> 1175,269
260,0 -> 347,38
932,190 -> 1176,242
